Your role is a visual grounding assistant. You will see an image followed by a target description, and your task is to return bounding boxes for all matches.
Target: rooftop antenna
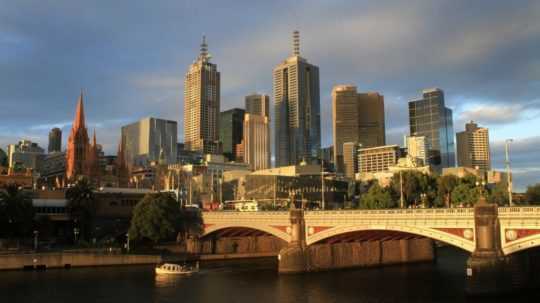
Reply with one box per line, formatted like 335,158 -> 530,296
200,35 -> 209,60
293,30 -> 300,56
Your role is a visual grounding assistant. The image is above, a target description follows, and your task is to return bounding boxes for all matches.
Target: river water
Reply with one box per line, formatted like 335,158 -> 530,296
0,247 -> 537,303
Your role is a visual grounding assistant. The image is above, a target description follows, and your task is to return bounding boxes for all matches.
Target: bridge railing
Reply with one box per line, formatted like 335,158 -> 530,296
305,208 -> 475,218
498,207 -> 540,217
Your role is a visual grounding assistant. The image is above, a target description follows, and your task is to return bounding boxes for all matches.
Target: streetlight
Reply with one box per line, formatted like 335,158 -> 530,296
126,233 -> 130,253
321,159 -> 325,210
505,139 -> 514,206
399,170 -> 405,208
73,227 -> 80,244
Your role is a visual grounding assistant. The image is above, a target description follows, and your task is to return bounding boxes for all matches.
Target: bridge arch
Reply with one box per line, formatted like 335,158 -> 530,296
503,234 -> 540,255
306,224 -> 475,252
203,223 -> 291,243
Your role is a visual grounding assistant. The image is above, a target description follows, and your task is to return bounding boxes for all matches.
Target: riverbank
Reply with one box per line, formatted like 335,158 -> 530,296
0,252 -> 162,270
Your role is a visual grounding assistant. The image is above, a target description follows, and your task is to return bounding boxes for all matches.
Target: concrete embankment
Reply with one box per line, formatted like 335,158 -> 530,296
0,252 -> 162,270
307,238 -> 434,271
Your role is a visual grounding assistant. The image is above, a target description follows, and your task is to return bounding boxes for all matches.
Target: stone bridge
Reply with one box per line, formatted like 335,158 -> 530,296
202,206 -> 540,256
201,201 -> 540,294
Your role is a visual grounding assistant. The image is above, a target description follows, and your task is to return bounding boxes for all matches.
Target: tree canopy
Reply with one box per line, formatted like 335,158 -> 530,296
526,183 -> 540,205
65,177 -> 96,241
359,182 -> 395,209
0,184 -> 35,238
128,192 -> 184,244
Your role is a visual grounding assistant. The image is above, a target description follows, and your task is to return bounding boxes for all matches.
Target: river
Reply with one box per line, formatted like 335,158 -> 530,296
0,247 -> 537,303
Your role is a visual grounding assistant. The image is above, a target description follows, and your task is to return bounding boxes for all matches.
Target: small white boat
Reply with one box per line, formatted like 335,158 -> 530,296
155,262 -> 199,275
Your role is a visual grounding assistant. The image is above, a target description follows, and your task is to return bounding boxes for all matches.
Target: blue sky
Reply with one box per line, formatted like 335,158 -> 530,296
1,1 -> 539,190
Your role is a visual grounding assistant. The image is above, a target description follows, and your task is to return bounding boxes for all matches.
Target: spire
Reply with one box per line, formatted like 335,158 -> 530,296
292,30 -> 300,56
200,35 -> 209,60
92,129 -> 97,147
73,91 -> 86,130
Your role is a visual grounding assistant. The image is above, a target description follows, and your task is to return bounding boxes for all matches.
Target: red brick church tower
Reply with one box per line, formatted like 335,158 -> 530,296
66,92 -> 100,184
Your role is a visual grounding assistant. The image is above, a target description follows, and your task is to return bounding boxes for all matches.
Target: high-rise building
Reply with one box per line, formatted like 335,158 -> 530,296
7,140 -> 45,171
219,108 -> 245,161
66,93 -> 90,182
121,117 -> 178,167
48,127 -> 62,153
456,121 -> 491,171
332,85 -> 385,173
245,94 -> 270,118
243,113 -> 270,171
408,88 -> 455,171
273,31 -> 320,166
184,36 -> 221,154
342,142 -> 359,179
405,135 -> 430,166
358,145 -> 400,174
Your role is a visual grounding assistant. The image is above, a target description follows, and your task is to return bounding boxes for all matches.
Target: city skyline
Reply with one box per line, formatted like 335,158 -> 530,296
1,1 -> 540,190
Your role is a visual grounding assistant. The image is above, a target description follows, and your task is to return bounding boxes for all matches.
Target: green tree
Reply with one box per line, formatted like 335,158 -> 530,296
359,183 -> 395,209
390,171 -> 426,207
0,184 -> 35,238
437,175 -> 459,208
451,183 -> 479,207
525,183 -> 540,205
488,182 -> 509,206
65,177 -> 96,241
129,193 -> 182,244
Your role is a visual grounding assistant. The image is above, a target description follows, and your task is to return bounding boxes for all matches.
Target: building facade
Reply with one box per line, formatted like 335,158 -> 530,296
121,117 -> 178,167
358,145 -> 400,173
48,127 -> 62,153
405,135 -> 430,167
219,108 -> 245,161
7,140 -> 45,171
245,94 -> 270,118
408,88 -> 455,171
342,142 -> 359,179
274,31 -> 320,166
332,85 -> 385,174
456,121 -> 491,171
243,113 -> 271,171
184,36 -> 221,154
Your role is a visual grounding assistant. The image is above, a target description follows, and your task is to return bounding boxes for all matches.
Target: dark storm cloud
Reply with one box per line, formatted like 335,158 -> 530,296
1,0 -> 539,188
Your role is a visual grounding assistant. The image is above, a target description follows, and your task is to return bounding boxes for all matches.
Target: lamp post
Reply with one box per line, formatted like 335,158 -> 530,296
321,159 -> 325,210
399,170 -> 405,208
33,230 -> 39,251
126,233 -> 130,253
73,227 -> 80,245
505,139 -> 514,206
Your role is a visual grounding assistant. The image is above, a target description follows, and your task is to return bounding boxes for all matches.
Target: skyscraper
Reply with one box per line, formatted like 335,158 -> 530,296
66,93 -> 90,182
219,108 -> 245,161
243,113 -> 270,171
121,117 -> 178,167
456,121 -> 491,171
245,94 -> 270,118
408,88 -> 455,171
184,36 -> 221,154
273,31 -> 320,166
332,85 -> 385,174
48,127 -> 62,153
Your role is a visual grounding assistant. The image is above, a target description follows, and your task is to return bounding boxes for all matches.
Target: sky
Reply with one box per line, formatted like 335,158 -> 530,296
1,1 -> 539,191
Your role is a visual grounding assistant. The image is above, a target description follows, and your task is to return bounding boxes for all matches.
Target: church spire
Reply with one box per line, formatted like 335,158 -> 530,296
73,90 -> 86,130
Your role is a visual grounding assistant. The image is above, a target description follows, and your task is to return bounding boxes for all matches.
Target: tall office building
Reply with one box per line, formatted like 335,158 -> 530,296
242,113 -> 270,171
273,31 -> 320,166
405,135 -> 430,166
121,117 -> 178,167
184,36 -> 221,154
408,88 -> 455,171
48,127 -> 62,153
219,108 -> 245,161
332,85 -> 385,174
456,121 -> 491,171
342,142 -> 359,179
245,94 -> 270,118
